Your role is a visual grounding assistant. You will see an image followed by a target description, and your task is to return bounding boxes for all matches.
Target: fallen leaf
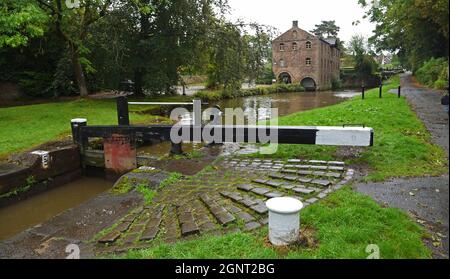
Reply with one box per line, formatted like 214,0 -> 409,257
433,242 -> 441,248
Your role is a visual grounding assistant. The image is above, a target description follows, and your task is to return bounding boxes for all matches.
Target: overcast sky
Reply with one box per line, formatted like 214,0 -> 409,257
226,0 -> 375,43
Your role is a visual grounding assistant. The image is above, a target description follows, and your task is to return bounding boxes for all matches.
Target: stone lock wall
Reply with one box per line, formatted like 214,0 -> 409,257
0,145 -> 81,197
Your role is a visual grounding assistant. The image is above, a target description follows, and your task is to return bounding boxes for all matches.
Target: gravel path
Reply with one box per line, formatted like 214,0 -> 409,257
354,73 -> 449,259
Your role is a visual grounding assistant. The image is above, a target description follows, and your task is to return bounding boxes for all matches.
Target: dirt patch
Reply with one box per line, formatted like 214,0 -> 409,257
264,227 -> 318,257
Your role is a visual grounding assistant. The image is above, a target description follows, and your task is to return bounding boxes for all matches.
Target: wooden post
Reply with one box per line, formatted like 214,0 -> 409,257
362,86 -> 365,100
71,118 -> 88,170
170,142 -> 183,155
117,96 -> 130,126
71,118 -> 88,147
379,84 -> 383,98
398,86 -> 401,98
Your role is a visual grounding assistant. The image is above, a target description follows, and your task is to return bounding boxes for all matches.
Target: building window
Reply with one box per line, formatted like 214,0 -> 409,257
280,43 -> 285,51
292,42 -> 298,51
280,59 -> 286,67
306,58 -> 311,66
306,41 -> 312,49
293,30 -> 298,39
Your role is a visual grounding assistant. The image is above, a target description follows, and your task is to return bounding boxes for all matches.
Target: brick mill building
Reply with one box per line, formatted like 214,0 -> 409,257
272,21 -> 341,90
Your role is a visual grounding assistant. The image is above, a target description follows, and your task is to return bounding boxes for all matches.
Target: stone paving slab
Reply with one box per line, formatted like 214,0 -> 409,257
269,173 -> 285,180
200,194 -> 236,225
115,222 -> 132,233
265,181 -> 284,187
140,224 -> 160,241
283,175 -> 298,181
293,187 -> 315,195
237,211 -> 255,222
244,222 -> 262,231
298,178 -> 313,183
250,203 -> 269,214
177,209 -> 199,237
122,233 -> 139,245
237,184 -> 255,191
311,179 -> 332,187
98,231 -> 121,244
252,187 -> 271,195
265,192 -> 284,198
253,179 -> 268,184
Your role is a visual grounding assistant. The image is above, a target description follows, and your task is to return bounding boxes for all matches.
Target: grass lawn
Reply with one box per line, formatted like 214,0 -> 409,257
0,97 -> 179,157
249,76 -> 448,181
115,187 -> 431,259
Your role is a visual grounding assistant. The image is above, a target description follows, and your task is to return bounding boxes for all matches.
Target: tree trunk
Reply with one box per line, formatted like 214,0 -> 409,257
70,46 -> 89,97
134,68 -> 145,96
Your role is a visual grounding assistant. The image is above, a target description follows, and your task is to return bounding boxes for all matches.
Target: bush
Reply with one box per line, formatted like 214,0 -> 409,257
18,71 -> 54,97
416,58 -> 448,89
194,84 -> 305,101
331,78 -> 342,90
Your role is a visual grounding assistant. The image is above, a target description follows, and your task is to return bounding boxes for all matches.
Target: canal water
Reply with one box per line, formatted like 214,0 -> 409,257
214,90 -> 359,121
0,177 -> 113,241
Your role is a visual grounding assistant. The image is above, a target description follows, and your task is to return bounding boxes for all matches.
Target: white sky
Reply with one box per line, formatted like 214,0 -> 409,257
226,0 -> 375,43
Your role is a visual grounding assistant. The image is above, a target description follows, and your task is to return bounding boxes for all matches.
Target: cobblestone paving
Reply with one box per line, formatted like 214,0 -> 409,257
96,158 -> 354,253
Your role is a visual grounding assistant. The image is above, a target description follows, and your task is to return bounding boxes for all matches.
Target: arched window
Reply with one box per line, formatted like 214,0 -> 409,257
280,59 -> 286,67
280,43 -> 285,51
292,42 -> 298,51
306,58 -> 312,66
293,30 -> 298,39
306,41 -> 312,49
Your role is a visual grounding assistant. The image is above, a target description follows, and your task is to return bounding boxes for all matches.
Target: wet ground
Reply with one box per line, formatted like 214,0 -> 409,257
354,73 -> 449,259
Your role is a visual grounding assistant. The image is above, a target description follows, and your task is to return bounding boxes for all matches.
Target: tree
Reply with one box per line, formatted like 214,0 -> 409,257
0,0 -> 48,48
205,21 -> 274,91
35,0 -> 114,97
311,20 -> 340,38
347,35 -> 377,78
347,34 -> 366,57
358,0 -> 449,71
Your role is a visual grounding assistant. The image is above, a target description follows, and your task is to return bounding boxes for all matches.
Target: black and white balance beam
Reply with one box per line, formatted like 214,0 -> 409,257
80,125 -> 374,147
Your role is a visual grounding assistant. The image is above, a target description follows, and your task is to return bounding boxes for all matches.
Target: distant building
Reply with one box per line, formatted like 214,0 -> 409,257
376,53 -> 393,66
272,21 -> 341,90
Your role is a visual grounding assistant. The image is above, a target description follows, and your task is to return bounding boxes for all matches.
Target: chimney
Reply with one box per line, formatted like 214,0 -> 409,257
293,21 -> 298,28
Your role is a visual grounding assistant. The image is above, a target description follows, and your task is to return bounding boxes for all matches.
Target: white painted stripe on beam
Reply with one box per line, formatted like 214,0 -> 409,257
315,126 -> 373,147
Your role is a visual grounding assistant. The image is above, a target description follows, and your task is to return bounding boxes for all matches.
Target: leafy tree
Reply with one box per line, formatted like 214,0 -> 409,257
358,0 -> 449,71
311,20 -> 340,38
35,0 -> 114,97
0,0 -> 48,48
347,35 -> 378,77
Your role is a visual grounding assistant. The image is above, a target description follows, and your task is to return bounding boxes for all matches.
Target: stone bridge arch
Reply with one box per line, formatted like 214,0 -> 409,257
278,72 -> 292,84
300,77 -> 317,91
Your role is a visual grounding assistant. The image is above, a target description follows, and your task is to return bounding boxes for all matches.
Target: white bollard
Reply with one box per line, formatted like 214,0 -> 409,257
266,197 -> 304,246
